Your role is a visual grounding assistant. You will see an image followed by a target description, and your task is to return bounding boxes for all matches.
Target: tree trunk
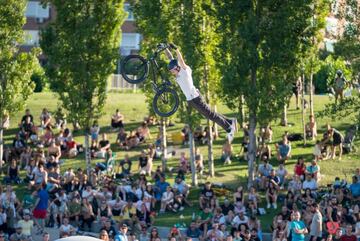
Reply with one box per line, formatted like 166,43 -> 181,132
281,103 -> 288,126
238,95 -> 245,127
0,124 -> 3,174
301,72 -> 307,146
84,131 -> 91,176
309,73 -> 314,116
160,118 -> 167,172
188,130 -> 198,186
247,110 -> 257,188
207,118 -> 214,177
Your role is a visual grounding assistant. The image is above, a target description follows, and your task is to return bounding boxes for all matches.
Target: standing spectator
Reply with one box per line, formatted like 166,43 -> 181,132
310,203 -> 323,241
111,109 -> 124,130
306,115 -> 317,140
90,120 -> 100,148
333,70 -> 348,104
289,211 -> 308,241
40,108 -> 52,128
33,183 -> 49,234
21,109 -> 34,125
328,127 -> 344,160
195,148 -> 204,175
222,139 -> 233,164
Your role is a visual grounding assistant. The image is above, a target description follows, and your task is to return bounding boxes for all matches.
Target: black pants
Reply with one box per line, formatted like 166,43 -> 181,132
188,95 -> 231,132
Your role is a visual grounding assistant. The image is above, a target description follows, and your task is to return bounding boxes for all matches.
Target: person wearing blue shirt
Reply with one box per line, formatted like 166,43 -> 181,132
115,224 -> 128,241
290,211 -> 308,241
154,176 -> 170,201
349,176 -> 360,198
276,137 -> 291,163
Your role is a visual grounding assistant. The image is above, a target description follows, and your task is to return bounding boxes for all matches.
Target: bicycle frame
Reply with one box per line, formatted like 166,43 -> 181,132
148,47 -> 172,92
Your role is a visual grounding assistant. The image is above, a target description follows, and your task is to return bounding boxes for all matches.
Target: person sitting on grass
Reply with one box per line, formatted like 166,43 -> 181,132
95,133 -> 111,159
194,126 -> 206,144
178,152 -> 189,173
257,141 -> 271,161
136,122 -> 151,143
222,139 -> 233,165
276,163 -> 289,190
196,207 -> 213,236
256,157 -> 273,190
195,147 -> 204,175
186,221 -> 204,241
305,160 -> 321,182
4,159 -> 21,184
276,136 -> 291,163
59,217 -> 76,237
41,126 -> 54,147
125,131 -> 140,150
111,109 -> 124,130
266,181 -> 279,209
302,174 -> 318,192
199,182 -> 215,210
116,128 -> 128,148
40,108 -> 52,128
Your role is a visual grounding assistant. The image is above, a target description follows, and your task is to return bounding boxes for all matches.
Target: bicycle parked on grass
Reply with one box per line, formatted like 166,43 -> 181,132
120,43 -> 179,117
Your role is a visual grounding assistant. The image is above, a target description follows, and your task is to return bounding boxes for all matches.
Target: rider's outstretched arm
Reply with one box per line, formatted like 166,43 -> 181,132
164,48 -> 174,61
175,49 -> 187,69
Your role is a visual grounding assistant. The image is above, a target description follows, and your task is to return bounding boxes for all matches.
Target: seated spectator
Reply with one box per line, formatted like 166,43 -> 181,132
138,150 -> 150,175
29,163 -> 48,189
260,124 -> 273,143
4,159 -> 21,184
66,136 -> 78,158
160,186 -> 175,213
47,140 -> 61,162
294,157 -> 306,180
90,120 -> 100,147
99,230 -> 110,241
21,109 -> 34,126
21,116 -> 35,141
349,176 -> 360,200
154,176 -> 170,201
186,221 -> 203,240
221,198 -> 235,216
95,133 -> 111,159
206,222 -> 223,240
116,128 -> 127,148
222,139 -> 233,165
231,211 -> 249,229
117,154 -> 132,179
111,109 -> 124,129
54,107 -> 67,129
195,148 -> 204,175
199,182 -> 215,210
276,136 -> 291,163
143,115 -> 157,126
196,207 -> 213,235
266,181 -> 278,209
305,160 -> 321,181
203,126 -> 217,144
59,217 -> 76,237
136,122 -> 151,143
256,158 -> 273,190
41,126 -> 54,146
302,174 -> 318,191
240,136 -> 249,160
10,224 -> 26,241
233,186 -> 244,205
80,198 -> 95,231
17,209 -> 33,240
12,134 -> 26,156
305,115 -> 317,140
276,163 -> 288,189
178,152 -> 189,173
181,124 -> 190,145
173,176 -> 190,202
341,224 -> 357,241
257,142 -> 271,160
126,131 -> 140,150
40,108 -> 52,128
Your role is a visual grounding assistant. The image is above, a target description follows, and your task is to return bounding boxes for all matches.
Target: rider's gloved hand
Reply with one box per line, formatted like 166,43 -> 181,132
169,43 -> 178,50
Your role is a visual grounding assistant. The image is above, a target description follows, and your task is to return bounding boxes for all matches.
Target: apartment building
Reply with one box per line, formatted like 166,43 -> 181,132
22,1 -> 141,61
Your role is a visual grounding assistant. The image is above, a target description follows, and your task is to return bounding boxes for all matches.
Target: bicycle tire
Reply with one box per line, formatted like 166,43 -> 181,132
121,55 -> 149,84
153,87 -> 179,117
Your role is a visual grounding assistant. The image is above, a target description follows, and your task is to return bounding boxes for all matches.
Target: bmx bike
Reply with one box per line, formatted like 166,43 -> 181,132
120,43 -> 179,117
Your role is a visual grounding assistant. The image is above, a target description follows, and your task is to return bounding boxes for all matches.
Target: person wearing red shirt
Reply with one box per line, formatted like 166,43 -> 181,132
340,225 -> 357,241
294,157 -> 306,180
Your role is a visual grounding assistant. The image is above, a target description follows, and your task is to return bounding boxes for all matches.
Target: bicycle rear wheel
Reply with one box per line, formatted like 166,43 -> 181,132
153,87 -> 179,117
121,55 -> 149,84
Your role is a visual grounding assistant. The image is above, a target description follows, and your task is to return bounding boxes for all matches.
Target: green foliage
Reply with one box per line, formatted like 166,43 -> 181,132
0,0 -> 39,117
334,0 -> 360,75
41,0 -> 126,129
313,56 -> 352,93
31,66 -> 48,92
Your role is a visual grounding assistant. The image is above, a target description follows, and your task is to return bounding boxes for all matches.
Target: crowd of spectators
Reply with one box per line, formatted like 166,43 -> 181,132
0,107 -> 359,241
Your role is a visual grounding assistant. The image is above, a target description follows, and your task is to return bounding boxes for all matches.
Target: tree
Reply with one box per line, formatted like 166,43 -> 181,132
134,0 -> 220,185
215,0 -> 317,186
41,0 -> 126,174
0,0 -> 39,170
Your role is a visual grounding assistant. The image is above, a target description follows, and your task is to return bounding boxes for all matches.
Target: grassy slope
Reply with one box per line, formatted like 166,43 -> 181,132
4,92 -> 359,231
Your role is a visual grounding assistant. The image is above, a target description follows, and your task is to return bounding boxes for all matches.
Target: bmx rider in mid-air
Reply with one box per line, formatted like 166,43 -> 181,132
164,43 -> 236,142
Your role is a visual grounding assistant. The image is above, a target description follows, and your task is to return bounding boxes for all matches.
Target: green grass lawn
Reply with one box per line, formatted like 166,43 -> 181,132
4,91 -> 359,231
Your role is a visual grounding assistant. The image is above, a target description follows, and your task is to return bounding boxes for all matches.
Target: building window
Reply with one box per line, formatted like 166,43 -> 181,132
24,30 -> 40,46
26,1 -> 50,19
124,3 -> 134,21
120,33 -> 140,55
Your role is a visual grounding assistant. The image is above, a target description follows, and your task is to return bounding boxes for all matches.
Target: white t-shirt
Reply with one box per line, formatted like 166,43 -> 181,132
176,66 -> 199,101
302,179 -> 318,190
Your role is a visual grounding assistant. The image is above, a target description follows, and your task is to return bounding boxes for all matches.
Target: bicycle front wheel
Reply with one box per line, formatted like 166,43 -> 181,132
121,55 -> 149,84
153,87 -> 179,117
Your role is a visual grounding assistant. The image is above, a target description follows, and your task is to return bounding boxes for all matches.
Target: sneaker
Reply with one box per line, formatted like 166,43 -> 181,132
227,118 -> 237,142
266,203 -> 271,209
273,203 -> 277,209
